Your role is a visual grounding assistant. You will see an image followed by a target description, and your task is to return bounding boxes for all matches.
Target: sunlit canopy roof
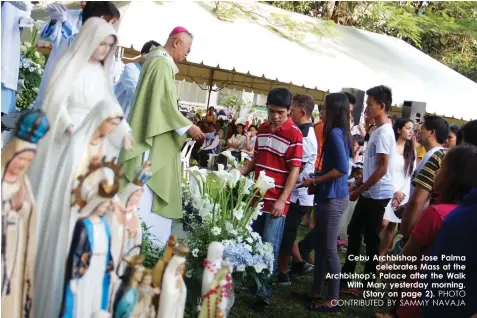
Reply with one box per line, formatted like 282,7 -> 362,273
32,1 -> 476,119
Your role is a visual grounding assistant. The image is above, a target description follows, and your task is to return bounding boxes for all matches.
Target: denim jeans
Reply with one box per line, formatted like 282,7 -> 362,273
251,212 -> 286,299
312,197 -> 349,299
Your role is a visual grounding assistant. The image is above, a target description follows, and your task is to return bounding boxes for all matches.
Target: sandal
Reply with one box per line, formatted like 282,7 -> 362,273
305,299 -> 340,312
291,290 -> 322,302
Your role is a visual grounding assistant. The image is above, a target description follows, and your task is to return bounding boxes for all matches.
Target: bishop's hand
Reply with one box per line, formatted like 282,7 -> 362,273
188,125 -> 205,141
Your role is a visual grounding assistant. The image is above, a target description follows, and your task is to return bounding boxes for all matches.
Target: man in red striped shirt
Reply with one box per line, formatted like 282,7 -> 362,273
240,87 -> 303,308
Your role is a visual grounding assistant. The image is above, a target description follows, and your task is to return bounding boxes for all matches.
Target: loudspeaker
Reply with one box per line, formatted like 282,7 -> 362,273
342,88 -> 365,125
402,101 -> 426,124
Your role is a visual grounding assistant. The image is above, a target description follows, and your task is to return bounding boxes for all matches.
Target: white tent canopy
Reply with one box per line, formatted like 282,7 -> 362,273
114,1 -> 476,120
31,1 -> 476,119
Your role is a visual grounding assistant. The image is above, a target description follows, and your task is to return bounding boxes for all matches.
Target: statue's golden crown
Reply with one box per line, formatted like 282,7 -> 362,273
71,156 -> 122,209
125,255 -> 144,267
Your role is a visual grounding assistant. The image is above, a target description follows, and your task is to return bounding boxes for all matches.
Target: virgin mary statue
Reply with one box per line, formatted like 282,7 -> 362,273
1,110 -> 49,318
33,99 -> 126,318
28,17 -> 131,224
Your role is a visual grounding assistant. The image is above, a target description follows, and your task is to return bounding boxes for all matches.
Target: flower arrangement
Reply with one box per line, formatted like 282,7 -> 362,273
17,22 -> 46,110
182,165 -> 275,311
220,149 -> 249,169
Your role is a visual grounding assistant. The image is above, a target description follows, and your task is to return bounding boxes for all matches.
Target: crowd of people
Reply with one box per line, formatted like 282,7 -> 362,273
230,85 -> 476,318
187,108 -> 261,168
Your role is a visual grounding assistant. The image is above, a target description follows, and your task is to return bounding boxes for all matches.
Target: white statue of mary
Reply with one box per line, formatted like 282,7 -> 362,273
28,17 -> 131,224
33,99 -> 126,318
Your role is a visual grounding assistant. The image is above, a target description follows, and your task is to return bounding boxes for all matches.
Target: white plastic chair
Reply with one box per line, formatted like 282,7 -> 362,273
181,138 -> 196,179
207,153 -> 220,170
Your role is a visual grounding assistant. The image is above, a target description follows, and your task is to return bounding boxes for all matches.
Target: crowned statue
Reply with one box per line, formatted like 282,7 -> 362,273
29,17 -> 132,215
113,255 -> 144,318
131,269 -> 160,318
34,99 -> 128,318
157,244 -> 189,318
1,110 -> 50,318
59,160 -> 122,318
118,162 -> 153,271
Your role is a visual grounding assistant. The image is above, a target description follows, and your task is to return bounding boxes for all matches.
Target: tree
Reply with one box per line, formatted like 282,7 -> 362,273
266,1 -> 477,82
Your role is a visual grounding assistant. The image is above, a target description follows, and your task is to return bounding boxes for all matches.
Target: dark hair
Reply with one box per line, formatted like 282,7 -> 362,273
225,123 -> 235,139
392,115 -> 400,126
352,134 -> 364,147
323,93 -> 352,155
248,125 -> 258,131
394,117 -> 415,176
449,124 -> 461,137
343,92 -> 356,106
439,145 -> 477,204
318,104 -> 323,112
235,123 -> 245,135
422,115 -> 449,144
141,40 -> 160,54
292,94 -> 314,117
366,85 -> 392,113
82,1 -> 120,24
457,120 -> 477,146
267,88 -> 293,109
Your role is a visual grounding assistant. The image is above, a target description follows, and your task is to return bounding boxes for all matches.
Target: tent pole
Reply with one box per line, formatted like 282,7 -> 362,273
206,68 -> 215,112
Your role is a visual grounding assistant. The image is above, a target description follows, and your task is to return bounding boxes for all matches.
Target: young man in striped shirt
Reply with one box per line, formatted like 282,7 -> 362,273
240,87 -> 303,308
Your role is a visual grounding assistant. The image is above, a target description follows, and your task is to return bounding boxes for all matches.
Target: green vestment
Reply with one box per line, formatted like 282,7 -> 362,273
120,47 -> 190,219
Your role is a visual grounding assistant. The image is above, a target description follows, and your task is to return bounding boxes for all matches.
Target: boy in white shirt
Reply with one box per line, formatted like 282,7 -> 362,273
341,85 -> 396,295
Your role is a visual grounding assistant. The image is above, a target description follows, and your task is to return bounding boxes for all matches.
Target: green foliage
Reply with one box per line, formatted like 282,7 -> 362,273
265,1 -> 477,82
211,1 -> 335,43
16,24 -> 45,110
218,90 -> 245,109
140,222 -> 165,268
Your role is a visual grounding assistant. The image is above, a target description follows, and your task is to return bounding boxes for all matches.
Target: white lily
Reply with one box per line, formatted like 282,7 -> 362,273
221,150 -> 234,161
251,202 -> 264,221
187,166 -> 202,181
254,171 -> 275,195
34,20 -> 44,30
198,168 -> 208,183
233,208 -> 244,220
228,169 -> 241,188
212,164 -> 230,186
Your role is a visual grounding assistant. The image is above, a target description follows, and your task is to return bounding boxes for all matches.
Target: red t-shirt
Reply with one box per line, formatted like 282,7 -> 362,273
411,204 -> 458,256
253,118 -> 303,215
396,204 -> 458,318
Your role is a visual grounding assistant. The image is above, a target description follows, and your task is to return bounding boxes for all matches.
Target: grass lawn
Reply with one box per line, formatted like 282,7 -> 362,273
229,226 -> 381,318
